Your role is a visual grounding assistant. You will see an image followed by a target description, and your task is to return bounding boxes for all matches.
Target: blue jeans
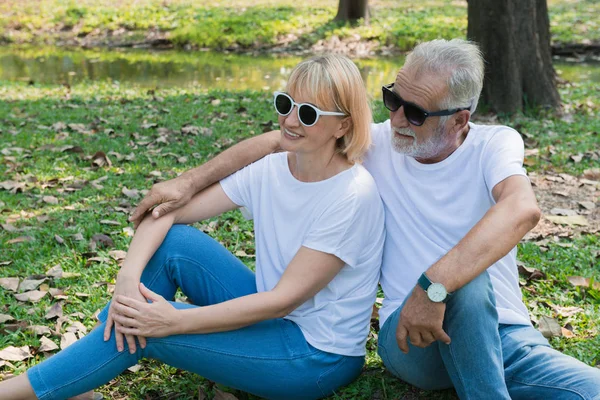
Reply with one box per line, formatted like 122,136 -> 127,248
28,225 -> 364,400
378,272 -> 600,400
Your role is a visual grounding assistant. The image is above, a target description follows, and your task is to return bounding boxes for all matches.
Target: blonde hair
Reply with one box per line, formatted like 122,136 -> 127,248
285,54 -> 372,163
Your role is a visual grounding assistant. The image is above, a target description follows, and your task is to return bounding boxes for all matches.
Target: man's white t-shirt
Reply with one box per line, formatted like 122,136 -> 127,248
364,120 -> 531,328
220,152 -> 385,356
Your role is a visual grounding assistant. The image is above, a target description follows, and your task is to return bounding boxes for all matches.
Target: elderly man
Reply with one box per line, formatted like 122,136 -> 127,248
130,39 -> 600,399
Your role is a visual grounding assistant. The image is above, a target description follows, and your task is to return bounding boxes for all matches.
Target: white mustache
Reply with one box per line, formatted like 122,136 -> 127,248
393,127 -> 416,138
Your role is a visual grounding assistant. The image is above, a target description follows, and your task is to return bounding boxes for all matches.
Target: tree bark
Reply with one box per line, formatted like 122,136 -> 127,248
334,0 -> 369,24
467,0 -> 560,113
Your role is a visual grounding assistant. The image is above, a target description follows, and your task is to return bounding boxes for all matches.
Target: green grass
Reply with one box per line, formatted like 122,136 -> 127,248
0,78 -> 598,398
0,0 -> 597,51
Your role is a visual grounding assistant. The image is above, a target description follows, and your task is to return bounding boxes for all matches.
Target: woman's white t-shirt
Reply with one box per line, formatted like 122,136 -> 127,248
220,152 -> 385,356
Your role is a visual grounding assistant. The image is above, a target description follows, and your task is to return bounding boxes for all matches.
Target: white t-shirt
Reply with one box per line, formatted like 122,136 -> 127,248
220,152 -> 385,356
364,120 -> 531,328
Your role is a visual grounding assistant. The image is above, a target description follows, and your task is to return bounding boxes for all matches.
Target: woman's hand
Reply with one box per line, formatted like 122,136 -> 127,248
112,283 -> 180,338
104,274 -> 147,353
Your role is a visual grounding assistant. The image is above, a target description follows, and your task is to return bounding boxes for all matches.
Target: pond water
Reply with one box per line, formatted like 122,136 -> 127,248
0,47 -> 598,97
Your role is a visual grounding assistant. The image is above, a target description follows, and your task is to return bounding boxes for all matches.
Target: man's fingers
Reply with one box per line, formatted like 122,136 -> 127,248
433,328 -> 451,345
138,336 -> 147,349
396,324 -> 410,354
152,202 -> 177,219
129,193 -> 160,223
408,331 -> 423,348
421,331 -> 436,347
117,325 -> 141,336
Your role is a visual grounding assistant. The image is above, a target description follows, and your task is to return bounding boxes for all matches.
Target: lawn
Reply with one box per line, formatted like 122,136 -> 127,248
0,74 -> 598,398
0,0 -> 597,52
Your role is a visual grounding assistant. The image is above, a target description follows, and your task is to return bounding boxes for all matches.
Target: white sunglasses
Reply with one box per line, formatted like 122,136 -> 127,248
273,91 -> 346,127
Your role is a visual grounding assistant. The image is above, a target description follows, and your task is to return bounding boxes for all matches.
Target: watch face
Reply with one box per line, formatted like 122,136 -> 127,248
427,283 -> 448,302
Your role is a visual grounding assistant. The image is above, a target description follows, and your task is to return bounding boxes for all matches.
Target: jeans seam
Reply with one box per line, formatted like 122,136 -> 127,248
447,342 -> 470,399
316,356 -> 349,396
153,338 -> 320,361
507,376 -> 590,400
36,349 -> 130,400
160,255 -> 245,301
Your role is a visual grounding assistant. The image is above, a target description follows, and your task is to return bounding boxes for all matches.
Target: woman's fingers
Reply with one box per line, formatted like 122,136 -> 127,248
113,313 -> 141,328
115,294 -> 145,310
112,301 -> 141,318
125,334 -> 137,354
103,314 -> 113,341
117,325 -> 142,336
114,321 -> 125,352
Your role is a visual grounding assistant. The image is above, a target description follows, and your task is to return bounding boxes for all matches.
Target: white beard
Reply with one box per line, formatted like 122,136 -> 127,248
390,126 -> 448,159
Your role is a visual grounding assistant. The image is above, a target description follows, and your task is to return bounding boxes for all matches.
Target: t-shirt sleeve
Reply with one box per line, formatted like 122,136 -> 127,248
302,180 -> 383,267
482,127 -> 527,196
219,156 -> 268,208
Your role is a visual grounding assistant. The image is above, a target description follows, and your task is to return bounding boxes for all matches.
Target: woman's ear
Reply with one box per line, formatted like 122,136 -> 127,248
336,117 -> 352,139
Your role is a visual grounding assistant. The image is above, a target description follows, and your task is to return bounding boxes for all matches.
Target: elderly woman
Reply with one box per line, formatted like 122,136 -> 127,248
0,54 -> 384,400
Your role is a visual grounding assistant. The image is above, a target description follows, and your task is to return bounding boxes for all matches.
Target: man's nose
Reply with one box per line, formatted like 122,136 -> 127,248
390,105 -> 409,129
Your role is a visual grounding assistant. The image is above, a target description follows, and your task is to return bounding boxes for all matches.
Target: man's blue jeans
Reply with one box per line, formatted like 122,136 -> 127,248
27,225 -> 364,400
378,272 -> 600,400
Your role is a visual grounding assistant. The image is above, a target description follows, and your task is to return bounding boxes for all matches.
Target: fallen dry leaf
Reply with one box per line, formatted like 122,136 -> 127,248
91,151 -> 112,168
91,234 -> 114,248
578,201 -> 596,210
122,187 -> 139,199
0,277 -> 20,292
213,389 -> 239,400
0,314 -> 14,323
1,223 -> 18,232
545,215 -> 588,226
517,263 -> 546,281
567,276 -> 600,290
46,264 -> 63,278
14,290 -> 47,303
19,278 -> 46,292
108,250 -> 127,262
127,364 -> 142,373
42,196 -> 59,205
54,234 -> 64,244
45,303 -> 63,320
38,336 -> 59,352
6,236 -> 34,244
60,332 -> 78,349
99,220 -> 120,226
538,315 -> 562,338
561,327 -> 575,338
29,325 -> 52,336
0,346 -> 32,362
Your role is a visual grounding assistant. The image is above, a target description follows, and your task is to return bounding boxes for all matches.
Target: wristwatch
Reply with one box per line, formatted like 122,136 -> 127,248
418,272 -> 452,303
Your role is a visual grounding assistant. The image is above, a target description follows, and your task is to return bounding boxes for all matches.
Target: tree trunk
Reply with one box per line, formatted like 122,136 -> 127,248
467,0 -> 560,114
334,0 -> 369,24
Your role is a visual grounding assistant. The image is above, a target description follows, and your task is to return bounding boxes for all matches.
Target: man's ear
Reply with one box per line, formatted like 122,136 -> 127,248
336,117 -> 352,139
451,110 -> 470,135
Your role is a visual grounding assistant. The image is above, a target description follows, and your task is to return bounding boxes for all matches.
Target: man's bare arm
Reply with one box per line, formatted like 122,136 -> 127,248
396,175 -> 541,352
129,130 -> 280,227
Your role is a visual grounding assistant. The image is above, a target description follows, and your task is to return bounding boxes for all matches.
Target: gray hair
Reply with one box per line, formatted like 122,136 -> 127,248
403,39 -> 485,117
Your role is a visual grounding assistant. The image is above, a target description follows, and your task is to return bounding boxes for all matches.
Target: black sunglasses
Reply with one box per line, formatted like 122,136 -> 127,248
273,92 -> 346,127
381,83 -> 470,126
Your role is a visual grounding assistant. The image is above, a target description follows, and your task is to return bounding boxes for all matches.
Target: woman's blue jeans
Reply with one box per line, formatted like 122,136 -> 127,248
378,271 -> 600,400
27,225 -> 364,400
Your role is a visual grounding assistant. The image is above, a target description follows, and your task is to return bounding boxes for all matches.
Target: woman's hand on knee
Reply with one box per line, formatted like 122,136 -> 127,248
104,275 -> 148,353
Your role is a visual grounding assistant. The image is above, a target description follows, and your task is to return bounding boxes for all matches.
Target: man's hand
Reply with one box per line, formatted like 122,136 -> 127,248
396,286 -> 451,353
104,274 -> 148,353
129,174 -> 194,228
113,283 -> 179,338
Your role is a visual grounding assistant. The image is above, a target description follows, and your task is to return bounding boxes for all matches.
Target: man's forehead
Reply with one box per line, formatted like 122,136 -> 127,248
394,68 -> 448,108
